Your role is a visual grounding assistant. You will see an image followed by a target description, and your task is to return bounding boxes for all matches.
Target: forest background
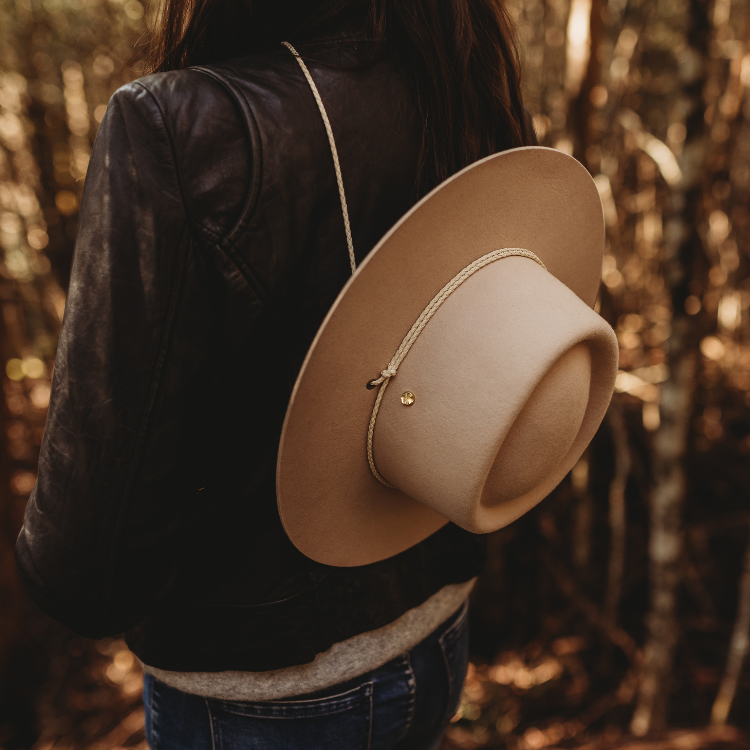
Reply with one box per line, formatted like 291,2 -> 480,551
1,0 -> 750,747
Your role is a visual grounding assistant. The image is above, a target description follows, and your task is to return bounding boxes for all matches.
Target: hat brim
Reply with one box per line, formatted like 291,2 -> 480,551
277,146 -> 605,566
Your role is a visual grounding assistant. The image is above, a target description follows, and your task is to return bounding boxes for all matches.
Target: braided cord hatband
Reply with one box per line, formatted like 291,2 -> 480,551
366,247 -> 547,487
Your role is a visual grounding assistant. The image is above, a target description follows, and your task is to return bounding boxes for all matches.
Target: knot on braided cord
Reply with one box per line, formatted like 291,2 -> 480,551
367,368 -> 398,389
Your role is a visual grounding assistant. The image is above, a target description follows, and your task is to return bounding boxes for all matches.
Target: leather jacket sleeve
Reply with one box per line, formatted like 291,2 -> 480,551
15,77 -> 250,637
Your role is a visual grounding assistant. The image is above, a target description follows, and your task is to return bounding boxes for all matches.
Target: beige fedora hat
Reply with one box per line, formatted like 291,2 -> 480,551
276,145 -> 619,567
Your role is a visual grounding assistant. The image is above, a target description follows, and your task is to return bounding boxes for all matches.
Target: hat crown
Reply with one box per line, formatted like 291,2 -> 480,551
277,146 -> 617,567
372,257 -> 616,533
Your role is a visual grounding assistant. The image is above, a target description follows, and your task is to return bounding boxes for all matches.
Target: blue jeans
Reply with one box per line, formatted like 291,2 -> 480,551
144,601 -> 468,750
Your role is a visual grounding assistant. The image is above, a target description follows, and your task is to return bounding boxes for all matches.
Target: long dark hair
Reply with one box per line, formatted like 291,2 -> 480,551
147,0 -> 532,191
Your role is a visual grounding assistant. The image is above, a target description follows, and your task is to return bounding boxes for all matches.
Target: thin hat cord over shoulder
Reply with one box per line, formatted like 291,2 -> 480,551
282,41 -> 357,275
282,41 -> 547,488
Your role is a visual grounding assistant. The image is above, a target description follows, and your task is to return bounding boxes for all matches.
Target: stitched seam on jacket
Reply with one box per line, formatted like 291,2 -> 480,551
134,73 -> 269,311
131,82 -> 198,248
131,79 -> 259,317
190,68 -> 263,242
188,220 -> 270,310
219,235 -> 271,309
131,78 -> 261,294
130,79 -> 267,307
188,68 -> 270,308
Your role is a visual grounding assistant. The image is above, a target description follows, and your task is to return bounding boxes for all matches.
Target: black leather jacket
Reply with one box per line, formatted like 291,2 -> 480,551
15,39 -> 486,672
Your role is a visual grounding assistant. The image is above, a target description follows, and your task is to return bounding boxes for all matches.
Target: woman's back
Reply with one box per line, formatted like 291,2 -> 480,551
16,3 -> 538,744
16,37 -> 486,673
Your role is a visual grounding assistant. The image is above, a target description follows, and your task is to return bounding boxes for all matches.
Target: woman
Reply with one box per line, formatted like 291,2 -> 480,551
16,1 -> 533,747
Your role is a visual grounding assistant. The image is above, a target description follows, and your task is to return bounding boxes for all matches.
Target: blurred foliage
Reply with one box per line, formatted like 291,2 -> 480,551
445,0 -> 750,744
0,0 -> 147,746
3,0 -> 750,747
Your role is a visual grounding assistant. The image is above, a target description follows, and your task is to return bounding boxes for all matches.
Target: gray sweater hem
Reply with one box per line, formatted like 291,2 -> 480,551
141,579 -> 475,701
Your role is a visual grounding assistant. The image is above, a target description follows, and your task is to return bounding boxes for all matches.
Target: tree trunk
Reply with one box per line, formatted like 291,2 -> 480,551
630,342 -> 696,734
630,0 -> 710,733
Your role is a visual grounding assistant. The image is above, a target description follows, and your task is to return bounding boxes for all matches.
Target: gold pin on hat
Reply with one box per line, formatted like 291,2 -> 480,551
400,391 -> 415,406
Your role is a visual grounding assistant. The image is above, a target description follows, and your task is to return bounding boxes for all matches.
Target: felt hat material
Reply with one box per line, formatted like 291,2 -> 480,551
277,146 -> 619,567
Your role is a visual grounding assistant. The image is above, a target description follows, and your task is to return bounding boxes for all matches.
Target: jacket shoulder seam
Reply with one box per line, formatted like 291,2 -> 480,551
190,67 -> 263,245
129,80 -> 193,231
